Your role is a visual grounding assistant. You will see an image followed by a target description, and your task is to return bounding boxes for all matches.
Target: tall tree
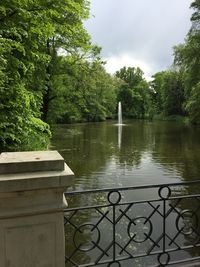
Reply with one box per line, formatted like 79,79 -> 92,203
0,0 -> 93,150
151,71 -> 185,116
174,0 -> 200,123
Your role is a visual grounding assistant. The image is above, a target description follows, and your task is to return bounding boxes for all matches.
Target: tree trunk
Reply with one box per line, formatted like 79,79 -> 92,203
41,39 -> 55,122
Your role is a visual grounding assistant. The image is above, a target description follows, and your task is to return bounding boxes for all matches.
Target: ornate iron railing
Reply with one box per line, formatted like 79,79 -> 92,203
64,181 -> 200,267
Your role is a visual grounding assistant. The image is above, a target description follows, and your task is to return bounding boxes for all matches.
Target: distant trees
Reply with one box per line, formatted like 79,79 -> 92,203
115,67 -> 150,118
113,1 -> 197,122
150,70 -> 185,117
149,0 -> 200,123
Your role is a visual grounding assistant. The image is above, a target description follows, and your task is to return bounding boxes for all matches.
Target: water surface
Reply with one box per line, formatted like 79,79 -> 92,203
51,120 -> 200,266
51,120 -> 200,190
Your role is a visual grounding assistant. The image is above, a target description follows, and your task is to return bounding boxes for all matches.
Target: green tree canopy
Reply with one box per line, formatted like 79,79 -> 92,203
47,58 -> 117,123
0,0 -> 94,150
151,70 -> 185,116
115,66 -> 150,118
174,0 -> 200,123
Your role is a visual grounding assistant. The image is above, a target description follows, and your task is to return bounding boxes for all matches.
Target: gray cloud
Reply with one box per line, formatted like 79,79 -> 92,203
85,0 -> 193,78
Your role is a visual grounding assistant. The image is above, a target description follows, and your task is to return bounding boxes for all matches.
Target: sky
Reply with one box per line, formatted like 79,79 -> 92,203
84,0 -> 193,80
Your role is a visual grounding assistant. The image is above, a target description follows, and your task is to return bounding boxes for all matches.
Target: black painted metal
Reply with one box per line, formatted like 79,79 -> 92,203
64,181 -> 200,266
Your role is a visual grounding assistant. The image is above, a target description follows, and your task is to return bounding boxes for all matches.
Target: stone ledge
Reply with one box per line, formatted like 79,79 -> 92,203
0,151 -> 64,174
0,163 -> 74,193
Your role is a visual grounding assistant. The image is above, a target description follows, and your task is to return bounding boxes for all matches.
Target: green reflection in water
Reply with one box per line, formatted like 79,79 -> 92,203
51,120 -> 200,190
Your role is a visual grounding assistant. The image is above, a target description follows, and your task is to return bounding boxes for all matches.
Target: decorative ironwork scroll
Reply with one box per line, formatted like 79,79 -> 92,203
64,181 -> 200,266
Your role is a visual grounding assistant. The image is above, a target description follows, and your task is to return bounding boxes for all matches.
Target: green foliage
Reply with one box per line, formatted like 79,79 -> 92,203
173,0 -> 200,124
185,82 -> 200,124
0,83 -> 50,151
115,67 -> 150,118
0,0 -> 93,151
47,59 -> 117,123
149,72 -> 165,114
1,0 -> 199,152
151,71 -> 185,117
20,117 -> 51,151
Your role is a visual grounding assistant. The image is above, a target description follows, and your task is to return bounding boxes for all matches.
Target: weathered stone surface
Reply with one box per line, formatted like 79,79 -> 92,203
0,163 -> 74,193
0,213 -> 65,267
0,151 -> 74,267
0,150 -> 64,174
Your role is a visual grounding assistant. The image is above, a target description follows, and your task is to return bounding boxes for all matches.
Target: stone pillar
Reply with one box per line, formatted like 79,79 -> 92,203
0,151 -> 74,267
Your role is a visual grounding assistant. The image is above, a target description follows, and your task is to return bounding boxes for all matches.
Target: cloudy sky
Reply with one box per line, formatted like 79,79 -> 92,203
85,0 -> 193,80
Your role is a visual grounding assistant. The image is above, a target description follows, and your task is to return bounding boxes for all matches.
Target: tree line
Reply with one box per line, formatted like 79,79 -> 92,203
0,0 -> 199,151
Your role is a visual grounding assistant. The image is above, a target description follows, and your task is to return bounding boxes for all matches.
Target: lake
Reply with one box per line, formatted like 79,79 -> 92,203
51,120 -> 200,267
51,120 -> 200,190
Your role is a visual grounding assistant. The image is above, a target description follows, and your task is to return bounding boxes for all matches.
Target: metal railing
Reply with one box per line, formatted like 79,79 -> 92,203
64,181 -> 200,267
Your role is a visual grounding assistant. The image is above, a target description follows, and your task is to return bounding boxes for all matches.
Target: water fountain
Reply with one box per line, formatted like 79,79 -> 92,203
118,123 -> 122,149
117,102 -> 123,148
113,102 -> 124,148
118,101 -> 123,125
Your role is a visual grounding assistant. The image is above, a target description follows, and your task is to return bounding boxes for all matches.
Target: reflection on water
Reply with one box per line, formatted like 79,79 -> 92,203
51,120 -> 200,190
118,124 -> 122,149
51,120 -> 200,266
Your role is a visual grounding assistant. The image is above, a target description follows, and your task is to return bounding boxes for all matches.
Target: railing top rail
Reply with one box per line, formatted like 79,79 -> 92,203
64,179 -> 200,196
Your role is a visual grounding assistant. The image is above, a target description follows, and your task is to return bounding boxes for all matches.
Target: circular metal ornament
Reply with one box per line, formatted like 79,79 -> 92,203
73,223 -> 100,252
176,209 -> 198,236
127,216 -> 152,243
107,191 -> 121,205
158,252 -> 170,266
158,186 -> 171,200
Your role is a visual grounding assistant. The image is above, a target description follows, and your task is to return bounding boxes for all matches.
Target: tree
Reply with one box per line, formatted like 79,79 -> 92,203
151,71 -> 185,117
174,0 -> 200,123
0,0 -> 51,150
150,72 -> 166,114
115,67 -> 149,118
185,82 -> 200,123
47,59 -> 117,123
0,0 -> 93,150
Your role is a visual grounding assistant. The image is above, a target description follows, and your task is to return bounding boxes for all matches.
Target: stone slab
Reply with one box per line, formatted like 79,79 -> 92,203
0,163 -> 74,193
0,151 -> 64,174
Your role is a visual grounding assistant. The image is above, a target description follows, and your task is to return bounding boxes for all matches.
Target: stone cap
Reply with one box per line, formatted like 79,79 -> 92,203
0,151 -> 64,174
0,163 -> 74,193
0,151 -> 74,193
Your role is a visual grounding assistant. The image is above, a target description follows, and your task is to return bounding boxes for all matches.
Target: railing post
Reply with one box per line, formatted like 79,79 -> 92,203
0,151 -> 74,267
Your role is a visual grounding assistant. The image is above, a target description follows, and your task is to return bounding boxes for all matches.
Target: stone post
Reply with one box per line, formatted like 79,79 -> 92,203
0,151 -> 74,267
